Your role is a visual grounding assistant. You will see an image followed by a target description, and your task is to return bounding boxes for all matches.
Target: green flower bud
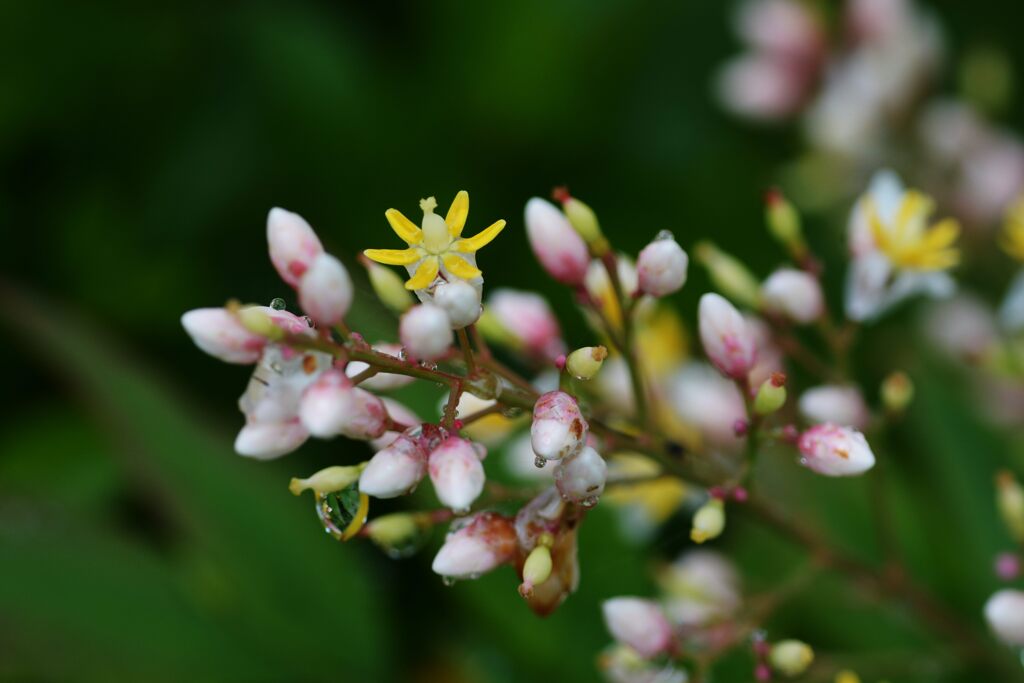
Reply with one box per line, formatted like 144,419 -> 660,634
880,371 -> 914,413
554,187 -> 609,256
364,258 -> 414,314
769,640 -> 815,677
997,470 -> 1024,543
690,498 -> 725,544
237,305 -> 285,341
694,241 -> 761,308
764,189 -> 806,255
754,372 -> 787,415
566,345 -> 608,380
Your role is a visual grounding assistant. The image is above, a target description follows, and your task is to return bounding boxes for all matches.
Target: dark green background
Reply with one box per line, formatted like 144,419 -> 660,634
2,1 -> 1023,681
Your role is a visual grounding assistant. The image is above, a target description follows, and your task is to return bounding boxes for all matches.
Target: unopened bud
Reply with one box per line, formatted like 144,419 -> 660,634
234,420 -> 308,459
362,257 -> 414,313
764,189 -> 805,254
695,241 -> 761,308
601,598 -> 673,658
761,268 -> 823,323
298,369 -> 388,440
289,464 -> 366,496
400,303 -> 453,361
554,446 -> 608,505
236,305 -> 286,341
698,293 -> 758,380
880,371 -> 914,413
754,373 -> 787,415
798,424 -> 875,477
691,498 -> 726,544
428,436 -> 486,513
985,589 -> 1024,646
554,188 -> 609,256
359,433 -> 427,499
181,307 -> 266,364
267,207 -> 324,287
566,346 -> 608,380
525,197 -> 590,286
519,543 -> 553,596
637,231 -> 689,297
433,279 -> 482,329
799,385 -> 870,430
298,252 -> 353,326
365,512 -> 422,551
431,512 -> 517,580
531,391 -> 589,461
997,470 -> 1024,542
769,640 -> 814,677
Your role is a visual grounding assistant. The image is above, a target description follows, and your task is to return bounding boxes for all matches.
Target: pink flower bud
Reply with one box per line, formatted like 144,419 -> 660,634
234,420 -> 308,459
181,307 -> 265,364
531,391 -> 588,462
602,597 -> 674,658
267,207 -> 324,287
716,54 -> 807,122
400,303 -> 453,361
298,369 -> 387,440
428,436 -> 486,512
485,289 -> 565,360
370,398 -> 421,451
761,268 -> 824,323
737,0 -> 822,61
985,589 -> 1024,646
669,363 -> 747,446
798,385 -> 870,430
432,512 -> 517,580
554,446 -> 607,505
298,253 -> 353,326
637,231 -> 689,297
524,198 -> 590,285
434,280 -> 482,329
698,293 -> 757,380
797,424 -> 875,476
359,433 -> 427,498
345,343 -> 414,392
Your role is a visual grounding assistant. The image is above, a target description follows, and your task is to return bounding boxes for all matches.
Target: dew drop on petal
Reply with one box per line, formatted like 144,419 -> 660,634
502,406 -> 524,419
442,576 -> 457,587
534,455 -> 548,469
314,484 -> 364,541
270,297 -> 287,310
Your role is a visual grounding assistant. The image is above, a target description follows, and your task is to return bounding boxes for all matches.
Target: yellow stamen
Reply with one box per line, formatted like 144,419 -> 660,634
868,190 -> 959,271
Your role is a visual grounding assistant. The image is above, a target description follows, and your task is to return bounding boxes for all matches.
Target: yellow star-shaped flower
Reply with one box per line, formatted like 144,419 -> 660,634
1002,195 -> 1024,262
363,191 -> 506,290
868,189 -> 960,271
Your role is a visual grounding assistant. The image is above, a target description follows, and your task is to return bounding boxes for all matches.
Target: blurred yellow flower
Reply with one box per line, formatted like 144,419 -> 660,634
1002,196 -> 1024,262
868,190 -> 960,271
603,453 -> 688,524
364,191 -> 505,290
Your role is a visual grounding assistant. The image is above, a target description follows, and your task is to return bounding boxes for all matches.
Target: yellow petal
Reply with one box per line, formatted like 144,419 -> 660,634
405,257 -> 440,290
920,219 -> 960,250
363,248 -> 421,265
385,209 -> 423,245
445,191 -> 469,238
453,219 -> 506,253
442,253 -> 483,280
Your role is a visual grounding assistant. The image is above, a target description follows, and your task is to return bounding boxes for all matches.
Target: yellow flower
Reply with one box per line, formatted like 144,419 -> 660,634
868,190 -> 960,271
603,453 -> 688,524
1002,196 -> 1024,262
363,191 -> 506,290
834,671 -> 861,683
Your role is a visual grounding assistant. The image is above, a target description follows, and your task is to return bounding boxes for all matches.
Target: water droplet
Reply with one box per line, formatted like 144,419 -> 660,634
798,457 -> 808,466
314,485 -> 364,540
579,495 -> 599,508
534,455 -> 548,469
300,315 -> 315,328
270,362 -> 283,374
421,361 -> 438,371
502,406 -> 524,419
442,576 -> 457,587
270,297 -> 287,310
655,229 -> 674,241
452,505 -> 471,516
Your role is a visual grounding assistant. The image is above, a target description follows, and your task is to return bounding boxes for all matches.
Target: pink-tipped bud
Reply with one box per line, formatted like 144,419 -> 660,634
298,369 -> 388,440
554,445 -> 607,505
234,420 -> 308,459
797,424 -> 875,477
400,303 -> 453,361
358,433 -> 427,498
428,436 -> 486,512
995,553 -> 1021,581
698,293 -> 757,380
985,589 -> 1024,646
298,252 -> 353,326
798,385 -> 870,430
267,207 -> 324,287
524,198 -> 590,285
601,597 -> 674,658
637,231 -> 689,297
434,280 -> 482,329
483,289 -> 565,360
531,391 -> 588,461
761,268 -> 824,323
431,512 -> 517,580
181,307 -> 266,364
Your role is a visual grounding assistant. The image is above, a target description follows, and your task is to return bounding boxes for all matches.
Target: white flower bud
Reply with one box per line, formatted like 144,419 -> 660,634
985,589 -> 1024,646
668,363 -> 747,445
298,369 -> 388,440
761,268 -> 824,323
698,293 -> 757,380
431,512 -> 517,580
637,232 -> 689,297
369,398 -> 421,451
554,446 -> 607,505
798,385 -> 870,430
358,434 -> 427,498
769,640 -> 815,677
345,343 -> 414,392
531,391 -> 588,462
298,252 -> 353,326
433,279 -> 483,329
181,307 -> 265,364
234,420 -> 308,459
482,289 -> 565,360
400,303 -> 453,361
428,436 -> 486,512
524,198 -> 590,286
267,207 -> 324,287
797,424 -> 875,476
601,597 -> 673,658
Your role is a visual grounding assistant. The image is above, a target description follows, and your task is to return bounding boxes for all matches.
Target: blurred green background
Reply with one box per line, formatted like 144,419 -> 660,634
2,1 -> 1024,681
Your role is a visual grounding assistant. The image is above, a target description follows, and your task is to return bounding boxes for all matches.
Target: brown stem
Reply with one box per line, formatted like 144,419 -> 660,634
457,327 -> 477,376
